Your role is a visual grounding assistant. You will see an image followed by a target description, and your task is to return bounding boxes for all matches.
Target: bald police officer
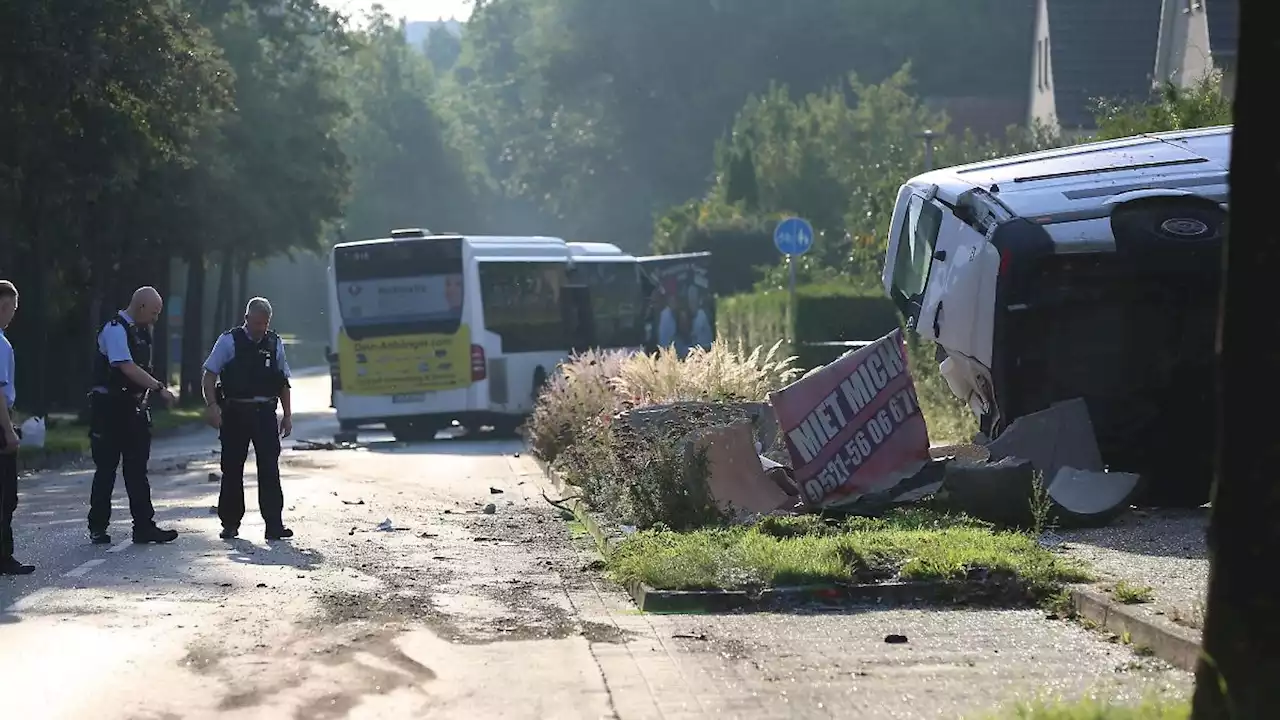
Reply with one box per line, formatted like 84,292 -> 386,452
202,297 -> 294,541
0,279 -> 34,575
87,286 -> 180,545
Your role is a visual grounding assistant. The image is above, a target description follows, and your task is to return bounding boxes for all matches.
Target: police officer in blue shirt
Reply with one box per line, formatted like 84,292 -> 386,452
87,286 -> 180,545
0,279 -> 34,575
201,297 -> 294,541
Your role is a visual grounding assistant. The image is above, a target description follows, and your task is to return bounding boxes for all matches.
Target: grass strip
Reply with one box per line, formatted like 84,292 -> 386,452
607,509 -> 1090,599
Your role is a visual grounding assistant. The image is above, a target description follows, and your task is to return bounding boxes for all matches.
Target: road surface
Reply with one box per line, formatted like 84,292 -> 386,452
0,372 -> 1190,719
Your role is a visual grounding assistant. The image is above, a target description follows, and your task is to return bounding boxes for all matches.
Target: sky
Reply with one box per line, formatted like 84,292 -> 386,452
327,0 -> 473,22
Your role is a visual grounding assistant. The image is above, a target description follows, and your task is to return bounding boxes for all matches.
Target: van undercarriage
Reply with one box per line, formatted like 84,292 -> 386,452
985,197 -> 1225,507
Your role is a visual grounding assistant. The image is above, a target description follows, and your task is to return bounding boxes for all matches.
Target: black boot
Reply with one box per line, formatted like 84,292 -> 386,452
219,526 -> 239,539
265,526 -> 293,540
89,529 -> 112,545
132,525 -> 179,544
1,556 -> 35,575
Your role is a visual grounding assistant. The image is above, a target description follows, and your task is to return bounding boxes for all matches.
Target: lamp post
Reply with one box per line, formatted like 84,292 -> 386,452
918,129 -> 937,171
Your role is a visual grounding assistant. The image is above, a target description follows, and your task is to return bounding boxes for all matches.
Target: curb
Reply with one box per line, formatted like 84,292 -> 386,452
626,579 -> 951,614
534,455 -> 1021,617
533,456 -> 615,558
1068,584 -> 1202,672
17,419 -> 207,474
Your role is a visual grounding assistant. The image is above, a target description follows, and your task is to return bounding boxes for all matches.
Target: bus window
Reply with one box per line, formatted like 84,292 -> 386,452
333,237 -> 465,340
573,262 -> 645,349
478,261 -> 569,353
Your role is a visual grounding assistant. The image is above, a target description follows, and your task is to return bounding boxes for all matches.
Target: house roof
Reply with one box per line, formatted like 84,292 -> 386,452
1206,0 -> 1238,60
1047,0 -> 1164,129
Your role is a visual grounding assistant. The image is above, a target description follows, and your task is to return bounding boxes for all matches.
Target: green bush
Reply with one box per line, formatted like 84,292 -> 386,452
532,340 -> 801,527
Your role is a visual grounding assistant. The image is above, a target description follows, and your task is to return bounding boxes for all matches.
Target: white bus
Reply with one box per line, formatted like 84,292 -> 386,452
325,230 -> 706,442
880,125 -> 1230,507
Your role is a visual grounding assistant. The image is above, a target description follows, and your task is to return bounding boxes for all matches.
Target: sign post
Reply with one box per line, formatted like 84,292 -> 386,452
773,217 -> 814,341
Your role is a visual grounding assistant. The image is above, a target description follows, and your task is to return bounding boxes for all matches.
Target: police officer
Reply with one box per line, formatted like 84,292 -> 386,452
87,286 -> 180,545
0,279 -> 34,575
201,297 -> 294,541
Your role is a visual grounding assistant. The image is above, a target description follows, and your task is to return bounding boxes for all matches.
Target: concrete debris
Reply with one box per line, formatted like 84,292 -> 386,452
681,420 -> 794,514
482,503 -> 497,515
295,438 -> 359,451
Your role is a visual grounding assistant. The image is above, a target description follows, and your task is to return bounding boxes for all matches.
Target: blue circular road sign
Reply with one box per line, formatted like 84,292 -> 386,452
774,217 -> 814,256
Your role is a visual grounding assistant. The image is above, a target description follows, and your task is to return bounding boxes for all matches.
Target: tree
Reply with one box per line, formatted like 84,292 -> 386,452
0,0 -> 231,412
425,24 -> 463,73
1094,72 -> 1233,140
1191,7 -> 1276,718
339,10 -> 483,242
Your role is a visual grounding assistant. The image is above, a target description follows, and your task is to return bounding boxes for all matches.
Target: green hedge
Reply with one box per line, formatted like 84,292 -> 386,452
718,283 -> 900,369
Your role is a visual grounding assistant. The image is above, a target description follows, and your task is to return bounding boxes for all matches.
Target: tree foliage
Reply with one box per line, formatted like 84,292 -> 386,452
1094,72 -> 1232,140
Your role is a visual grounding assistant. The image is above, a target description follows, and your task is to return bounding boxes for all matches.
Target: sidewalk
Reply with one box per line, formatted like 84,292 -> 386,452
566,556 -> 1192,719
1060,509 -> 1209,636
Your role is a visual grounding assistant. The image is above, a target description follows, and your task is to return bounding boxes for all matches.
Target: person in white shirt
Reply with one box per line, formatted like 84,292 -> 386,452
0,279 -> 33,575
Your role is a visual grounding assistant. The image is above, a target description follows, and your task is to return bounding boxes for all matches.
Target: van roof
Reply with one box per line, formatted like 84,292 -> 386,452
909,125 -> 1232,218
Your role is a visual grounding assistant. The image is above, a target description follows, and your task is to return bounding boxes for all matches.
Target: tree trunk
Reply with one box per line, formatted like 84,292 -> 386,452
216,248 -> 235,331
154,250 -> 172,387
179,250 -> 207,405
236,254 -> 251,310
1190,7 -> 1280,718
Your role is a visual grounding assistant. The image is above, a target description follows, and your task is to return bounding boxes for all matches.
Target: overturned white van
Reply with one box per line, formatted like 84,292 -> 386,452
882,125 -> 1230,507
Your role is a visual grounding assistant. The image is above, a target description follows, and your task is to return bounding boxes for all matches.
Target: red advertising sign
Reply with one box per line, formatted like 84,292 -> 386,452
768,328 -> 931,509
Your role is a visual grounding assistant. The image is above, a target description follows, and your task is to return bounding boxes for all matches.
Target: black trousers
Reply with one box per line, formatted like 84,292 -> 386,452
87,394 -> 156,532
218,401 -> 284,532
1,431 -> 18,560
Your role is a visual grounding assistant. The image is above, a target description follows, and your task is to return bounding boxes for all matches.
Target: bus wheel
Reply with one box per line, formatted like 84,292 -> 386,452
491,416 -> 525,438
387,419 -> 444,443
532,366 -> 548,403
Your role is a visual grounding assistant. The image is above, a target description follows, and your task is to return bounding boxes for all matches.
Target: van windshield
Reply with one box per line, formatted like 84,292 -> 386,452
890,195 -> 944,314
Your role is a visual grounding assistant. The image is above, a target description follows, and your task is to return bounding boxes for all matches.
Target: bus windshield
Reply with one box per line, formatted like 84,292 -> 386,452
333,238 -> 464,338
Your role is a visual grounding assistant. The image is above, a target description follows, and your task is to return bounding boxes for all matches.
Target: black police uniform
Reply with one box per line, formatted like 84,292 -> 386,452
87,312 -> 176,544
216,327 -> 291,539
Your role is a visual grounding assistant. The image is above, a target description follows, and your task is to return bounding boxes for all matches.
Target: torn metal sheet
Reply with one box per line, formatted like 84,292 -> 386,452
984,398 -> 1103,476
936,457 -> 1142,529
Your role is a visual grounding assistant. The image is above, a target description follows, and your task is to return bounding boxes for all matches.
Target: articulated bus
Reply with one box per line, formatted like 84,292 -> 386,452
325,229 -> 709,442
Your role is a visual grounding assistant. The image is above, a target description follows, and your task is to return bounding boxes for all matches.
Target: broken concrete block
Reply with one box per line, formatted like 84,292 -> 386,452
683,421 -> 794,514
937,457 -> 1041,528
985,398 -> 1103,476
622,401 -> 779,452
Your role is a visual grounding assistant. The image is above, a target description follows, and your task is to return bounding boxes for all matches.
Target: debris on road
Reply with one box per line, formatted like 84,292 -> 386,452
294,438 -> 359,451
489,486 -> 503,494
208,472 -> 220,483
341,499 -> 365,506
482,503 -> 496,514
884,634 -> 909,644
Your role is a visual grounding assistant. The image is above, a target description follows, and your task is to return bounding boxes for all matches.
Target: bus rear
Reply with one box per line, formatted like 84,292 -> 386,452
328,234 -> 484,441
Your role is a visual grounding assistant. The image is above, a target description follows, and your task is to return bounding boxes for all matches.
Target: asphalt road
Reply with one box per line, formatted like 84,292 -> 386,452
0,373 -> 1191,719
